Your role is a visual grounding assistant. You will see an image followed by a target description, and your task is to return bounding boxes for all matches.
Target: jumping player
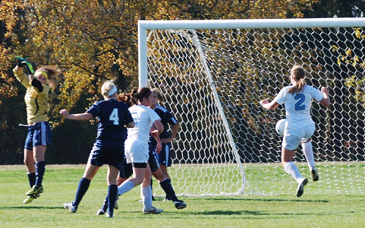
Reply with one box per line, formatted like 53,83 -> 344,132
260,65 -> 330,197
13,57 -> 61,204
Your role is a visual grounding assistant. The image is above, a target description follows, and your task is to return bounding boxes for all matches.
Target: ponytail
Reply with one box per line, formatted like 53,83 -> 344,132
288,65 -> 306,94
122,87 -> 151,106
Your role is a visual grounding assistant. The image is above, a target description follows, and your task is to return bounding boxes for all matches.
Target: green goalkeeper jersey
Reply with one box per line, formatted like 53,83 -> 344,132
13,68 -> 50,125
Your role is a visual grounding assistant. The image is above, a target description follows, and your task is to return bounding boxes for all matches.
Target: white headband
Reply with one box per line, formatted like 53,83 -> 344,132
107,85 -> 117,96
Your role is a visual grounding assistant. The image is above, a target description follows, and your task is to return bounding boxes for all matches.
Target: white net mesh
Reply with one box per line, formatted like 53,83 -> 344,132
144,22 -> 365,196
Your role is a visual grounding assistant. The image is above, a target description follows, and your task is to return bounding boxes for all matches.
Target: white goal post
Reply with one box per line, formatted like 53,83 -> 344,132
138,18 -> 365,196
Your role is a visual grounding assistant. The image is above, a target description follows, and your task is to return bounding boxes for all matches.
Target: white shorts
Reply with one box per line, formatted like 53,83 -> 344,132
282,123 -> 315,150
125,138 -> 149,164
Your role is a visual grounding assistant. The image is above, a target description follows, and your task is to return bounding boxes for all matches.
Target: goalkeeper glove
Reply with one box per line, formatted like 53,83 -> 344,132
15,56 -> 34,75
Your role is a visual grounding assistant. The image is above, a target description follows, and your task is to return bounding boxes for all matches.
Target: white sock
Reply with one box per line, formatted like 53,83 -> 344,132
284,162 -> 303,183
302,141 -> 316,171
141,186 -> 153,209
117,180 -> 135,196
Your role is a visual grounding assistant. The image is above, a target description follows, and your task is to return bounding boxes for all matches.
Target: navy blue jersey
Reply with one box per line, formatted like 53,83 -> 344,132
149,104 -> 178,144
87,99 -> 133,141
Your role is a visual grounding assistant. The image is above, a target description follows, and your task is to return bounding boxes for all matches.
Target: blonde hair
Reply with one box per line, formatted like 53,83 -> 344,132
151,88 -> 164,103
101,81 -> 117,97
288,65 -> 306,94
35,66 -> 61,87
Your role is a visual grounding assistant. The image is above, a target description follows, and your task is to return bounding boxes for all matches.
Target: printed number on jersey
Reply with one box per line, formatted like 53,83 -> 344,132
109,108 -> 119,125
295,94 -> 306,111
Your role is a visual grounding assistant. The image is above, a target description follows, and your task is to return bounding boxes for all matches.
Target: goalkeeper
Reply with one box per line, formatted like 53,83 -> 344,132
13,57 -> 61,204
259,65 -> 330,197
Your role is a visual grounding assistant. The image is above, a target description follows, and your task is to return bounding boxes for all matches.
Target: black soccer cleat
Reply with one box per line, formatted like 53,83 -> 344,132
174,200 -> 187,209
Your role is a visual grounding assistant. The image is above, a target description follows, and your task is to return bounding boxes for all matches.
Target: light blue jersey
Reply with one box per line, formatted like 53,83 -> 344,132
273,85 -> 323,130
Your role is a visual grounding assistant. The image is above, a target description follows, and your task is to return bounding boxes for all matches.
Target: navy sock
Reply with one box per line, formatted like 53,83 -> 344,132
107,184 -> 117,215
73,178 -> 91,207
160,179 -> 178,201
35,161 -> 45,187
27,173 -> 36,188
102,196 -> 108,212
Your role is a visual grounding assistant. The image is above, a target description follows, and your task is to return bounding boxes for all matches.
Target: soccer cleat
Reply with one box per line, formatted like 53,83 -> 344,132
174,200 -> 187,209
23,195 -> 37,204
311,169 -> 319,181
296,178 -> 308,197
143,206 -> 163,214
105,212 -> 114,218
64,202 -> 77,213
26,185 -> 43,196
96,209 -> 105,215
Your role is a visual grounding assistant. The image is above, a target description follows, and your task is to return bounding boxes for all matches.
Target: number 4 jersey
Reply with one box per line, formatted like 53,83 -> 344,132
87,99 -> 133,141
273,85 -> 324,130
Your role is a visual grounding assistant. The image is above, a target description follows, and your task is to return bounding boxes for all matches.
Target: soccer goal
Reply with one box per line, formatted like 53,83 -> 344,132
138,18 -> 365,196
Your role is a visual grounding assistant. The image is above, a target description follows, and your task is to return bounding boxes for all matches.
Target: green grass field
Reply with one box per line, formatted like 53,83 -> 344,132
0,165 -> 364,228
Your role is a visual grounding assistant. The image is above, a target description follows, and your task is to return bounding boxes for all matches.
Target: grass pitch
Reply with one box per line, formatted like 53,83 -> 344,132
0,165 -> 364,228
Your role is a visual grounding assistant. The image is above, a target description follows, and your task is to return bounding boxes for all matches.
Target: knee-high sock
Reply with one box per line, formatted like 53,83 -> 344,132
73,178 -> 91,207
302,141 -> 316,171
35,161 -> 45,187
284,162 -> 303,183
117,180 -> 135,196
141,186 -> 153,209
101,196 -> 108,212
160,178 -> 178,201
150,178 -> 153,193
107,184 -> 117,214
27,172 -> 36,188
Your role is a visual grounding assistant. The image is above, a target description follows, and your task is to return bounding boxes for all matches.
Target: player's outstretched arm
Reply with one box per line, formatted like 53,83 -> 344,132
60,109 -> 93,121
259,99 -> 279,110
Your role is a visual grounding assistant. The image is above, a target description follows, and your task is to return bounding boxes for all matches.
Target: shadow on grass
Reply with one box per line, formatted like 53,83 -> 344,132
0,206 -> 61,210
192,197 -> 329,203
188,210 -> 356,216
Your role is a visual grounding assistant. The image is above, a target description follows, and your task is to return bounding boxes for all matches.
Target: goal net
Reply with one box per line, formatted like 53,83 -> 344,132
139,18 -> 365,196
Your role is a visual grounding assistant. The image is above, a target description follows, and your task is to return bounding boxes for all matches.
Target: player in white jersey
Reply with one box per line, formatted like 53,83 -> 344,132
116,87 -> 165,214
260,65 -> 330,197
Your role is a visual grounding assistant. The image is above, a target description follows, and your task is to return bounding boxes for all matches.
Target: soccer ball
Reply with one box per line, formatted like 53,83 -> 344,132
275,119 -> 287,136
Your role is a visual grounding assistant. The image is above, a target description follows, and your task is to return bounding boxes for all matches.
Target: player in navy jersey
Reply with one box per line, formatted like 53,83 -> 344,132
60,81 -> 134,218
149,88 -> 180,201
96,91 -> 186,215
260,65 -> 330,197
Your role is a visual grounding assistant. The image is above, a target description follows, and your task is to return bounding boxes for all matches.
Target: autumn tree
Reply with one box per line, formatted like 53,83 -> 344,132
0,0 -> 317,164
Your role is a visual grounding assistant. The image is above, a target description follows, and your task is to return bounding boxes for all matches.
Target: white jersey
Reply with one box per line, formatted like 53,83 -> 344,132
273,85 -> 323,130
127,105 -> 161,141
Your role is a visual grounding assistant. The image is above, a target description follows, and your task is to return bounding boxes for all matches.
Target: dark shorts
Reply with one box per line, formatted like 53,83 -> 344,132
88,139 -> 124,170
119,146 -> 159,178
155,142 -> 172,167
148,146 -> 159,173
24,122 -> 52,150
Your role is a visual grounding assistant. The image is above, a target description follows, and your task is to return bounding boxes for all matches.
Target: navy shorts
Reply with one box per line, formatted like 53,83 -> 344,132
156,142 -> 172,167
119,146 -> 159,178
119,158 -> 132,178
88,139 -> 124,170
24,122 -> 52,150
148,146 -> 159,173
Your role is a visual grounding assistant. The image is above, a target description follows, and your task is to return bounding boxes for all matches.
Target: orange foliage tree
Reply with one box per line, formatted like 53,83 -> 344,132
0,0 -> 316,163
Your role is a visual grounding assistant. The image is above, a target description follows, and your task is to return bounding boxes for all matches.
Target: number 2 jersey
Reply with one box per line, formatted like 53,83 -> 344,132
87,99 -> 133,141
273,85 -> 323,130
